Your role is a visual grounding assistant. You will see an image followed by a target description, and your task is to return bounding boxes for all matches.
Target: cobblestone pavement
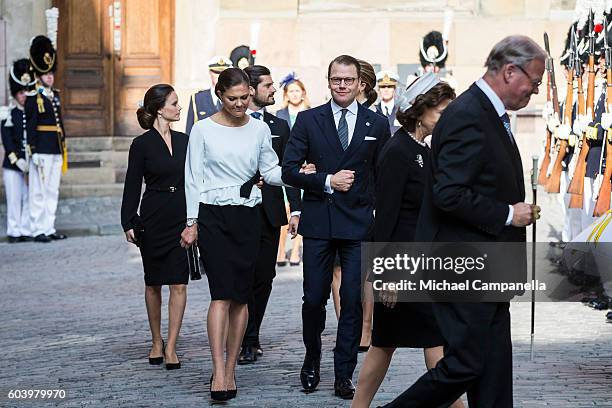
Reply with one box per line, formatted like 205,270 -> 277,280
0,235 -> 611,408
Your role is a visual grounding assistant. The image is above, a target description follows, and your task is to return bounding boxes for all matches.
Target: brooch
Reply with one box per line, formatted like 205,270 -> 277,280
415,154 -> 424,168
366,121 -> 371,127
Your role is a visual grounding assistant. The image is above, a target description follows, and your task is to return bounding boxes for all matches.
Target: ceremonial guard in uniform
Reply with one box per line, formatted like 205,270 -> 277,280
374,71 -> 400,134
417,29 -> 458,89
238,65 -> 302,364
1,59 -> 35,242
185,56 -> 231,134
26,35 -> 67,243
229,45 -> 255,70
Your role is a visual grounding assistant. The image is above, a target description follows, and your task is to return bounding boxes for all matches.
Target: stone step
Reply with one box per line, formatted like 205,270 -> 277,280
59,183 -> 124,198
68,151 -> 128,168
62,167 -> 117,185
66,136 -> 134,153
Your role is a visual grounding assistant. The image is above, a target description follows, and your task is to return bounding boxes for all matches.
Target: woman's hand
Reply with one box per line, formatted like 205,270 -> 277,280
380,288 -> 398,309
125,229 -> 136,245
300,163 -> 317,174
180,225 -> 198,248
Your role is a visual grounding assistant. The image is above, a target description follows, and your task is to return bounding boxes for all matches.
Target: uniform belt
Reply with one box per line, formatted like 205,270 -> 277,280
147,186 -> 182,193
36,125 -> 63,133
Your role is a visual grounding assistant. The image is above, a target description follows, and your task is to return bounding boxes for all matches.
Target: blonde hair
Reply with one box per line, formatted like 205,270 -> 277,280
282,79 -> 311,109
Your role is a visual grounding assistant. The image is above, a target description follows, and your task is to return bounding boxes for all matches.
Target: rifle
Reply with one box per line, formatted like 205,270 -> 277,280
593,16 -> 612,216
568,11 -> 596,208
539,32 -> 561,185
547,28 -> 577,193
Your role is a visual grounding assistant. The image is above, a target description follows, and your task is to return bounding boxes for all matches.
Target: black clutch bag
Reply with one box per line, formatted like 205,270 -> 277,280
132,215 -> 145,247
187,244 -> 203,281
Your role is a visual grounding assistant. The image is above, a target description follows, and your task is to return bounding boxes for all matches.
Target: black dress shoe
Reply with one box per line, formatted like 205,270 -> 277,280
238,345 -> 257,364
18,236 -> 33,242
589,297 -> 611,310
34,234 -> 51,243
210,375 -> 229,401
300,355 -> 320,392
256,345 -> 263,356
7,236 -> 19,243
358,345 -> 370,353
227,375 -> 237,399
606,311 -> 612,322
165,349 -> 181,370
334,378 -> 355,399
149,340 -> 164,365
276,260 -> 288,267
48,233 -> 67,240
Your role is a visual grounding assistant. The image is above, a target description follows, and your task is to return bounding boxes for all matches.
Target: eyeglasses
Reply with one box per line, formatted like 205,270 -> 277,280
515,65 -> 542,89
329,77 -> 357,86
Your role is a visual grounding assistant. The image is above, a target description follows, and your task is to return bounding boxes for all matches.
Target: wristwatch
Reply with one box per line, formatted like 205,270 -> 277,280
186,218 -> 198,227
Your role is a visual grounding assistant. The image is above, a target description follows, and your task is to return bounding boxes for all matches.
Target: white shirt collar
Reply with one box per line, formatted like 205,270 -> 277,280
330,98 -> 358,116
381,99 -> 394,111
475,77 -> 506,117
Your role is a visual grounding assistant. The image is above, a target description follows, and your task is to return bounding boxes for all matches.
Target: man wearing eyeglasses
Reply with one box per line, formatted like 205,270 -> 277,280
282,54 -> 391,400
379,35 -> 545,408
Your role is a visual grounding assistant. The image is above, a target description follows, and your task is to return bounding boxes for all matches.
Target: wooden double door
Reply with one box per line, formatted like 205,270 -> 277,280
53,0 -> 174,138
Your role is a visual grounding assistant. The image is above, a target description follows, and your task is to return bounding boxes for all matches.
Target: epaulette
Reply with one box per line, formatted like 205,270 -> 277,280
0,105 -> 11,122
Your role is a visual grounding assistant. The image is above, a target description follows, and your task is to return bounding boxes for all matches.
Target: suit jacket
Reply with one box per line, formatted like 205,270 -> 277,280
186,89 -> 218,134
282,100 -> 391,240
375,102 -> 400,135
1,107 -> 27,171
25,89 -> 65,155
415,83 -> 526,243
260,111 -> 301,227
275,107 -> 291,127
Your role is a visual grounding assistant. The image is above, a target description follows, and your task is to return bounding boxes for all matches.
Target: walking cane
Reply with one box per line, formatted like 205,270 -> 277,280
530,155 -> 538,361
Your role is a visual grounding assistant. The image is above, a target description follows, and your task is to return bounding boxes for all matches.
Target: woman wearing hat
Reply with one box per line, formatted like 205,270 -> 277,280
2,59 -> 35,242
352,73 -> 463,408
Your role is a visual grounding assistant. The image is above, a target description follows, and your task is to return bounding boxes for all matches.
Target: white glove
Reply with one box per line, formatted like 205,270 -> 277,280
546,115 -> 560,133
541,101 -> 554,120
601,112 -> 612,130
15,158 -> 28,173
572,114 -> 589,136
556,123 -> 571,140
31,153 -> 41,166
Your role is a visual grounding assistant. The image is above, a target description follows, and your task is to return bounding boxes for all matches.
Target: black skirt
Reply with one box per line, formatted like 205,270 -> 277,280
371,302 -> 444,348
139,191 -> 189,286
197,203 -> 262,304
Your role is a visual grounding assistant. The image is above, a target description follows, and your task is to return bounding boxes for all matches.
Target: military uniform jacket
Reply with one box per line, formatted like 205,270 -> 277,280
1,106 -> 27,171
375,102 -> 400,135
185,89 -> 219,134
585,92 -> 607,178
25,89 -> 65,155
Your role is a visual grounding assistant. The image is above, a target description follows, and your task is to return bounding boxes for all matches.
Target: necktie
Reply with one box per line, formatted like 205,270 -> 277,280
385,106 -> 390,117
250,111 -> 262,120
338,108 -> 349,150
501,113 -> 515,144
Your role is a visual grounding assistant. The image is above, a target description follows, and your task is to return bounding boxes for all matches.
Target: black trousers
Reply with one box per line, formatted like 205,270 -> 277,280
383,302 -> 513,408
302,237 -> 362,380
242,213 -> 280,347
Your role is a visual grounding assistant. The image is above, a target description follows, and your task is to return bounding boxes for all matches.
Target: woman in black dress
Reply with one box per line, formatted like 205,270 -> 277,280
353,74 -> 462,408
121,84 -> 188,370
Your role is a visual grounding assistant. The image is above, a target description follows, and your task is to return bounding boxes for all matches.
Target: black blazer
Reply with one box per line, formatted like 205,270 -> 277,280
261,111 -> 301,227
282,101 -> 391,240
415,83 -> 526,243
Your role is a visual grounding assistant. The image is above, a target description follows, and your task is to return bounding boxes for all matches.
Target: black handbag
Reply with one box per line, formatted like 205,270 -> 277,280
187,244 -> 203,281
132,215 -> 145,247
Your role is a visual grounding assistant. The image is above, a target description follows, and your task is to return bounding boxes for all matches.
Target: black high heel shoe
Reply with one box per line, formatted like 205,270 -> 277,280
210,375 -> 229,401
148,340 -> 164,365
165,348 -> 181,370
227,375 -> 237,399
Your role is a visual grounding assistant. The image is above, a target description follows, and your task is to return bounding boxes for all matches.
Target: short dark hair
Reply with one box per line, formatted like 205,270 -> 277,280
244,65 -> 271,89
327,55 -> 361,79
136,83 -> 174,130
215,67 -> 250,97
396,82 -> 456,132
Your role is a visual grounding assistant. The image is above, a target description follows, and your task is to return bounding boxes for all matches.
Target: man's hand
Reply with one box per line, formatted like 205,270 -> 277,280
288,215 -> 300,238
511,203 -> 540,227
31,153 -> 41,166
300,163 -> 317,175
180,225 -> 198,248
330,170 -> 355,192
256,176 -> 264,190
125,229 -> 136,245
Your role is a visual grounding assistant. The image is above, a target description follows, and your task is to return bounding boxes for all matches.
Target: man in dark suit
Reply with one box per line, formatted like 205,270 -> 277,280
185,56 -> 232,134
381,36 -> 545,408
238,65 -> 302,364
282,55 -> 391,399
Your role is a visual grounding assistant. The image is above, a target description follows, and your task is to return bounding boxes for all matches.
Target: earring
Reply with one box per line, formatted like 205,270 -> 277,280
417,121 -> 422,127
